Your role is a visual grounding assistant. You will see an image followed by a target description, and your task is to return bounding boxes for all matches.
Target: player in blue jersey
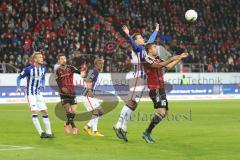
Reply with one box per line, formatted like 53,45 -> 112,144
16,52 -> 53,138
114,24 -> 159,141
82,57 -> 105,137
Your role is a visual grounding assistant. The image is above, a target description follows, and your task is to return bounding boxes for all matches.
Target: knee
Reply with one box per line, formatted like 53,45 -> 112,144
31,110 -> 38,115
41,110 -> 48,115
92,108 -> 104,117
156,109 -> 166,118
127,100 -> 138,111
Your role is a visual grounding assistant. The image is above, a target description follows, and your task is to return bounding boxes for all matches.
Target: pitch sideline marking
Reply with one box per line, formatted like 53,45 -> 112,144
0,145 -> 34,151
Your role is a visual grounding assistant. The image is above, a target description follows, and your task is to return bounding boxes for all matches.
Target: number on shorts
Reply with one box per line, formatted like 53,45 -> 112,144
161,100 -> 167,106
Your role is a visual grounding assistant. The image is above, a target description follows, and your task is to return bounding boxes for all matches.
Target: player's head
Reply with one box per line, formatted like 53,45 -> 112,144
57,53 -> 67,66
32,52 -> 43,65
132,33 -> 145,45
94,57 -> 104,72
145,43 -> 157,56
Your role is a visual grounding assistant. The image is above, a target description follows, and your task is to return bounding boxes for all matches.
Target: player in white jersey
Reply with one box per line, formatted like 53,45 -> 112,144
16,52 -> 53,138
113,24 -> 159,141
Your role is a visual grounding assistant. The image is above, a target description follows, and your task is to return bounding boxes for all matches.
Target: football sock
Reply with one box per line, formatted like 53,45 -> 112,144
146,113 -> 164,134
92,116 -> 100,132
69,113 -> 76,128
87,114 -> 98,128
116,105 -> 133,129
42,115 -> 52,134
121,105 -> 133,131
32,114 -> 43,135
66,112 -> 71,125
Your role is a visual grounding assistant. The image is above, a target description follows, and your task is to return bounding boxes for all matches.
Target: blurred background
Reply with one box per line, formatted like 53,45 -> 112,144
0,0 -> 239,73
0,0 -> 240,102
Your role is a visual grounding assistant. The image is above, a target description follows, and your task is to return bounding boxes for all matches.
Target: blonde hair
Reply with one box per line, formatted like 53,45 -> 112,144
31,51 -> 42,60
94,57 -> 104,66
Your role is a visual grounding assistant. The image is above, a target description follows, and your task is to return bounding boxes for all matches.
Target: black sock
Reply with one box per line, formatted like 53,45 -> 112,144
69,113 -> 76,128
146,113 -> 164,134
66,112 -> 71,125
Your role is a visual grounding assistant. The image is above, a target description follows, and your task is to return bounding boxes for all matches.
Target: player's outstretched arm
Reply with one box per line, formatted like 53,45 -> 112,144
147,23 -> 159,44
149,55 -> 180,68
166,52 -> 189,70
122,25 -> 141,52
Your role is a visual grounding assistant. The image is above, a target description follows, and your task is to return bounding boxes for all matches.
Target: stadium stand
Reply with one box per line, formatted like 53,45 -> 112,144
0,0 -> 239,72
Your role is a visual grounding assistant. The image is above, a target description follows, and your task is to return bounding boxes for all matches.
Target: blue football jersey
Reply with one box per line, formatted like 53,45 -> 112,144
17,64 -> 46,96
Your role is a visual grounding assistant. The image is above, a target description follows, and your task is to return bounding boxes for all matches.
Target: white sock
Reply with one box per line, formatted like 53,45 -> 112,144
87,119 -> 94,128
87,114 -> 98,128
92,117 -> 100,132
42,115 -> 52,134
122,109 -> 133,132
115,105 -> 133,130
32,115 -> 43,135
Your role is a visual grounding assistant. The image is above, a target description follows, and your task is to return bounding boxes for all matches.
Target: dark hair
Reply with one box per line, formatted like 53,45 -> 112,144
57,53 -> 66,60
145,43 -> 155,53
132,33 -> 141,40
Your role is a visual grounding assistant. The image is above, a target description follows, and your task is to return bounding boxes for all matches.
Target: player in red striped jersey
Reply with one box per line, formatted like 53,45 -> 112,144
142,43 -> 189,143
55,53 -> 81,135
114,24 -> 159,142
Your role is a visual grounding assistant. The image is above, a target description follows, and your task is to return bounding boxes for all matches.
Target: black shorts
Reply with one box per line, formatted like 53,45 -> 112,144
60,95 -> 77,106
149,88 -> 168,110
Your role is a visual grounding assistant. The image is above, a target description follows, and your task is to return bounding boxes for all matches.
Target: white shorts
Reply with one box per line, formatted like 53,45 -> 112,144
81,96 -> 101,111
27,94 -> 47,111
126,71 -> 146,103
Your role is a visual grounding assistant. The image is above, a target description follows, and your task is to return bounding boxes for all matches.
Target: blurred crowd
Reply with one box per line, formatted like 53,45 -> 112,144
0,0 -> 239,73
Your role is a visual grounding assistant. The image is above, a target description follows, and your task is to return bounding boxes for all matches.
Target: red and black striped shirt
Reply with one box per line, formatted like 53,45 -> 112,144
55,65 -> 80,96
144,55 -> 165,90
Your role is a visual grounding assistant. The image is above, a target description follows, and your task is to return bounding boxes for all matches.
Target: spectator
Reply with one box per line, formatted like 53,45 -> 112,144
0,0 -> 239,73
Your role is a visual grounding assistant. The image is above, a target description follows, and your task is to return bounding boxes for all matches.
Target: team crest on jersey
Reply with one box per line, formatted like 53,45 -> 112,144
145,55 -> 154,64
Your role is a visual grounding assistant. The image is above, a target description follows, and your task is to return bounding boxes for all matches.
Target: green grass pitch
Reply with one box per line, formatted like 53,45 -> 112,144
0,100 -> 240,160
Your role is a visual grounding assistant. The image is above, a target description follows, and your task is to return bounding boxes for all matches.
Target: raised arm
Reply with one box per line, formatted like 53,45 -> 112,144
122,25 -> 141,52
147,23 -> 159,44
